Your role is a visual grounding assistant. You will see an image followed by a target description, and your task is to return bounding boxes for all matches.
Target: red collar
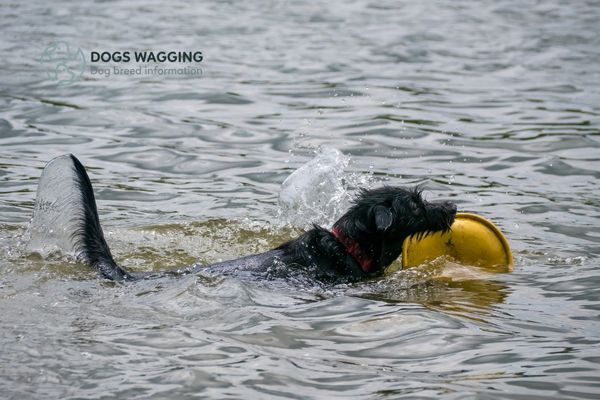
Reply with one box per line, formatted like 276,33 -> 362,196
331,227 -> 374,272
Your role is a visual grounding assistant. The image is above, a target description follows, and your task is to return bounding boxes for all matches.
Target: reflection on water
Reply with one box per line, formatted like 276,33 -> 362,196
2,0 -> 600,398
355,258 -> 510,320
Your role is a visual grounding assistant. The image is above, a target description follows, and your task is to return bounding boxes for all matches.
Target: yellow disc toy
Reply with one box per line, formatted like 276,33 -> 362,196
401,212 -> 513,272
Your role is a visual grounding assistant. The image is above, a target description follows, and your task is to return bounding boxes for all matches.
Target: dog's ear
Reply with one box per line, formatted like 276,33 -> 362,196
372,205 -> 393,232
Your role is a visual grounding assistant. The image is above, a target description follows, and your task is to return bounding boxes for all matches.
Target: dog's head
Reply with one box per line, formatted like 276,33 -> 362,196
332,186 -> 456,274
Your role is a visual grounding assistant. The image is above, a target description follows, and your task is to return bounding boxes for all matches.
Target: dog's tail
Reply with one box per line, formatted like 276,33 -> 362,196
28,154 -> 131,280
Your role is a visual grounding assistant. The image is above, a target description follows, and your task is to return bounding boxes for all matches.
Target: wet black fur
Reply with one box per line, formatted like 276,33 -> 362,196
69,155 -> 132,281
66,155 -> 456,283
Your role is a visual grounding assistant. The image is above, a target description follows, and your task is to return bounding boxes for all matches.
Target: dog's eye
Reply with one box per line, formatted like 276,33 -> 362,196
409,200 -> 422,215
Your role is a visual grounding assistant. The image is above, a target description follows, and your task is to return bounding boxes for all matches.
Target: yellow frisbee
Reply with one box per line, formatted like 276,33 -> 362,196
401,212 -> 513,272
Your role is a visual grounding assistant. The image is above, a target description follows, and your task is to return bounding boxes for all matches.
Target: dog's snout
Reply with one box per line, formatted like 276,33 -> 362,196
445,201 -> 457,214
432,200 -> 457,214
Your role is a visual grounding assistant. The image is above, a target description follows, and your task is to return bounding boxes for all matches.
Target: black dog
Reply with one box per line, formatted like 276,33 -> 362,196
34,155 -> 456,284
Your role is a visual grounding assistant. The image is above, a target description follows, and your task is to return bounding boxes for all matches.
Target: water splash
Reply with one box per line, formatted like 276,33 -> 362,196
278,148 -> 378,229
278,148 -> 351,229
23,155 -> 83,259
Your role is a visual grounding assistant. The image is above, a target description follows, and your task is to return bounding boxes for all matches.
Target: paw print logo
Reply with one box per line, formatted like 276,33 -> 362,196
39,41 -> 86,86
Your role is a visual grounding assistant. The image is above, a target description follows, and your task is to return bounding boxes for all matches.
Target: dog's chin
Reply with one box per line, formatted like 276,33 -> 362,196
408,229 -> 434,241
407,219 -> 454,241
440,214 -> 456,231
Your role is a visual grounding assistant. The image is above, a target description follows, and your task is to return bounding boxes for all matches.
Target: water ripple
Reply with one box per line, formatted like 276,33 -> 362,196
2,0 -> 600,398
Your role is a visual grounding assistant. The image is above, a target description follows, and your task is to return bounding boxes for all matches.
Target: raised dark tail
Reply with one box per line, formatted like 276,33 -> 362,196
68,155 -> 132,280
29,154 -> 132,280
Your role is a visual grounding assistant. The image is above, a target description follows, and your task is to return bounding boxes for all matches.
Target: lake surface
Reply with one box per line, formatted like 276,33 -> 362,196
1,1 -> 600,399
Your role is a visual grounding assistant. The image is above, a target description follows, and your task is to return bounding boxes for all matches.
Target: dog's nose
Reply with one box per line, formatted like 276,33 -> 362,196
445,201 -> 457,214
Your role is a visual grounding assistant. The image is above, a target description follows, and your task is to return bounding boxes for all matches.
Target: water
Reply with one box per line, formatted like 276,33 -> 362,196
1,0 -> 600,398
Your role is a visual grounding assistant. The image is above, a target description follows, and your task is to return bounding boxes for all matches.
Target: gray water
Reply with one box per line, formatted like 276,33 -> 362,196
2,1 -> 600,399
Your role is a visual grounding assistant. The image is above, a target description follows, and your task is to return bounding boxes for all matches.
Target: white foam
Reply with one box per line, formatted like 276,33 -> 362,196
278,148 -> 352,229
24,155 -> 82,258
